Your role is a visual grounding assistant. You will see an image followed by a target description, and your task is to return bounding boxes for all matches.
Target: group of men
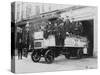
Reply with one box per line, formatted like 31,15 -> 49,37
17,23 -> 30,59
42,16 -> 83,46
16,16 -> 83,59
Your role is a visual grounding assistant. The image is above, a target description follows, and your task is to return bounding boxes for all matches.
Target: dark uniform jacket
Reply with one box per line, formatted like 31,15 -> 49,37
17,32 -> 23,50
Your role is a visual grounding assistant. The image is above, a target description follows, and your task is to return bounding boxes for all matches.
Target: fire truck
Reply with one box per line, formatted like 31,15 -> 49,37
31,30 -> 88,64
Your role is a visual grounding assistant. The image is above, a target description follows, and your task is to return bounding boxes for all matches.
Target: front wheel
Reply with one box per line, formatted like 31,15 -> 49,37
31,51 -> 41,62
45,50 -> 54,64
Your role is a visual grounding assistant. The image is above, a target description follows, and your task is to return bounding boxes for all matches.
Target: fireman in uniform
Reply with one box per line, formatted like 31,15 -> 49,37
55,17 -> 66,46
64,16 -> 71,33
70,18 -> 83,35
24,22 -> 30,57
58,16 -> 71,46
17,27 -> 23,59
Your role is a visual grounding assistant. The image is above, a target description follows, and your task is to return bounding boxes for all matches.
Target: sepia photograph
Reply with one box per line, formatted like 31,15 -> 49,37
11,1 -> 98,73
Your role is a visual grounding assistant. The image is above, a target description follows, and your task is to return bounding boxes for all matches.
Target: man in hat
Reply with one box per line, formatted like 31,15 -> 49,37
23,22 -> 30,57
17,27 -> 23,59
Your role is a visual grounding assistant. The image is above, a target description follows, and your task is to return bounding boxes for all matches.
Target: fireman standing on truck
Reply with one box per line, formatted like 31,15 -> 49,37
64,16 -> 71,33
54,17 -> 66,46
61,16 -> 71,46
70,18 -> 83,35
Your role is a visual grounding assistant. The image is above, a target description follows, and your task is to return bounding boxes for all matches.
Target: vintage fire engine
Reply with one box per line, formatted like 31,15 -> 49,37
31,30 -> 88,64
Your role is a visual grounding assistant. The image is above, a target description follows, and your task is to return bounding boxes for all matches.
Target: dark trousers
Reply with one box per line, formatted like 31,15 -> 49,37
18,49 -> 22,59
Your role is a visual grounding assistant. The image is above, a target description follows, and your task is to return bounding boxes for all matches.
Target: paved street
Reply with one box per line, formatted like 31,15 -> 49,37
15,54 -> 97,73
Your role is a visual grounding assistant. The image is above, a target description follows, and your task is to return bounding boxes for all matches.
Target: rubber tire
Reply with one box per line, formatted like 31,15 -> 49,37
77,49 -> 83,59
45,50 -> 54,64
31,51 -> 41,62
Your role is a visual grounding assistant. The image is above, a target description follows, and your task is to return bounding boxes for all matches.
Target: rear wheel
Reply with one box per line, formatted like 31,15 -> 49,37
45,50 -> 54,64
77,49 -> 83,59
31,51 -> 41,62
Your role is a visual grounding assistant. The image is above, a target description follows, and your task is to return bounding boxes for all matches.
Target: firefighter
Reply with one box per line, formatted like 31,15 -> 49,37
70,18 -> 76,34
44,22 -> 51,39
77,21 -> 83,35
17,27 -> 23,59
70,18 -> 83,35
24,22 -> 30,57
64,16 -> 71,33
54,17 -> 65,46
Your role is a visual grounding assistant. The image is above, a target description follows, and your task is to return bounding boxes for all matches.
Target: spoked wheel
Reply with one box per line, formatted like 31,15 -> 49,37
45,50 -> 54,64
77,49 -> 83,59
31,51 -> 41,62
